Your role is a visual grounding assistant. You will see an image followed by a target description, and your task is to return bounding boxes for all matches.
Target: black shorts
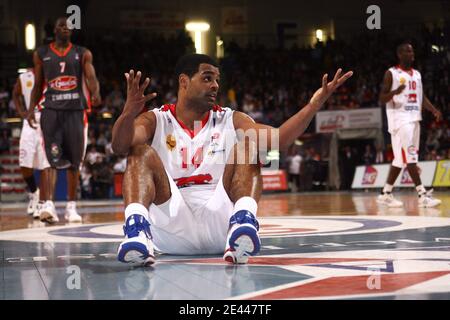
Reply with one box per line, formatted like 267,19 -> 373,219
40,109 -> 87,169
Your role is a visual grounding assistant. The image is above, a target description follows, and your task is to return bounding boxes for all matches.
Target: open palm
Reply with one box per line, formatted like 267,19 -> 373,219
310,68 -> 353,108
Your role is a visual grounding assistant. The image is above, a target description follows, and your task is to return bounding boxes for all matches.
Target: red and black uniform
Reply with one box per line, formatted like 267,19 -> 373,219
37,42 -> 89,169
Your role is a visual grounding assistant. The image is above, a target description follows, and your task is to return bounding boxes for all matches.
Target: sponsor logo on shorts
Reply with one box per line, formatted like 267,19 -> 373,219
51,143 -> 60,159
19,149 -> 26,160
407,145 -> 417,155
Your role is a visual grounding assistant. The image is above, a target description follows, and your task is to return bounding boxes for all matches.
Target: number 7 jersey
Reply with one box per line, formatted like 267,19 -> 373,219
150,104 -> 237,191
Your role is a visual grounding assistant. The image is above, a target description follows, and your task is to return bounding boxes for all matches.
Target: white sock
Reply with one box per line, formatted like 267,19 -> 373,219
66,201 -> 76,208
125,203 -> 149,221
383,184 -> 393,194
416,185 -> 426,195
233,196 -> 258,217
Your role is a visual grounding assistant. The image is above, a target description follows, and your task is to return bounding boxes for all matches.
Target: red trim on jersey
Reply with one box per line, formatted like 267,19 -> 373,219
213,105 -> 223,112
37,83 -> 47,111
163,104 -> 210,138
83,110 -> 88,126
174,174 -> 213,188
49,42 -> 73,57
401,148 -> 407,164
396,65 -> 413,76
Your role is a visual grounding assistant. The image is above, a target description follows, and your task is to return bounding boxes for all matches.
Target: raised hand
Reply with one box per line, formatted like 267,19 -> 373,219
123,70 -> 157,117
310,68 -> 353,109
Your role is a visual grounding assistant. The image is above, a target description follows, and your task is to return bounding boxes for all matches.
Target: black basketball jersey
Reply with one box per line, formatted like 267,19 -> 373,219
37,42 -> 88,110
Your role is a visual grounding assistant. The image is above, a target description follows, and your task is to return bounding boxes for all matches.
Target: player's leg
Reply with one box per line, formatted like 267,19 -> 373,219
19,124 -> 39,215
118,144 -> 172,265
378,131 -> 404,207
20,167 -> 39,215
404,123 -> 441,207
221,138 -> 263,263
62,110 -> 87,222
38,109 -> 61,223
33,115 -> 50,218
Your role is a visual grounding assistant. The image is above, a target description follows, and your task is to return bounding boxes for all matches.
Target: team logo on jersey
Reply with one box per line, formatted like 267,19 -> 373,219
75,53 -> 79,60
166,134 -> 176,151
26,80 -> 33,88
48,76 -> 78,91
399,77 -> 406,85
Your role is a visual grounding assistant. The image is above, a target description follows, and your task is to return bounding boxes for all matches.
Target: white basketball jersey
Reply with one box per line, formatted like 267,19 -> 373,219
19,70 -> 35,111
385,66 -> 423,133
151,104 -> 237,192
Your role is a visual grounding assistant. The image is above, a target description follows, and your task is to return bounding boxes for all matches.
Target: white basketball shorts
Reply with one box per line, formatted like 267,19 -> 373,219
148,171 -> 235,255
391,121 -> 420,168
19,115 -> 50,170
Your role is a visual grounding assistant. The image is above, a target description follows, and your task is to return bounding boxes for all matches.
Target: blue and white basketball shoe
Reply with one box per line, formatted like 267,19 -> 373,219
223,210 -> 261,264
117,214 -> 155,266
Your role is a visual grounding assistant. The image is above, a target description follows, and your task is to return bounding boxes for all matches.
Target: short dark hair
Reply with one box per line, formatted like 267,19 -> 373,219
55,16 -> 67,25
174,53 -> 219,78
396,41 -> 412,54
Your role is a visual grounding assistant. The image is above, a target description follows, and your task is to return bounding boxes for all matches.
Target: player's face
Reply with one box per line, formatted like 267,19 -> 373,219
399,44 -> 414,65
54,18 -> 72,41
187,63 -> 220,109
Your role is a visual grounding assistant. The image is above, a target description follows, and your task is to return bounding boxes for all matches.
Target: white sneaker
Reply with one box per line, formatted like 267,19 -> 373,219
377,193 -> 403,208
33,201 -> 44,219
418,189 -> 441,208
27,189 -> 40,215
39,200 -> 59,224
223,210 -> 261,264
117,214 -> 155,266
65,201 -> 82,223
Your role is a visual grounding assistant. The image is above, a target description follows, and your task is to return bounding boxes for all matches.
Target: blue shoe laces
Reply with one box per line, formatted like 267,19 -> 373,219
229,210 -> 259,231
123,214 -> 152,239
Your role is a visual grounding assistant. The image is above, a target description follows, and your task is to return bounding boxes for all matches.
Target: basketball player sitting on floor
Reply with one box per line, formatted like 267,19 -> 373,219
112,54 -> 352,266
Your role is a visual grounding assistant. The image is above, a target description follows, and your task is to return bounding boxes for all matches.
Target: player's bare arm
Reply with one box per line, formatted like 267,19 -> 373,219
112,70 -> 158,155
379,70 -> 405,103
12,78 -> 26,119
234,68 -> 353,152
27,51 -> 43,129
82,49 -> 102,106
423,95 -> 442,121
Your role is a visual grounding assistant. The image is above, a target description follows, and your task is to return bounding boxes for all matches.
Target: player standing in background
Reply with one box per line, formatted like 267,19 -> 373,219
27,17 -> 101,223
12,69 -> 50,217
377,42 -> 442,208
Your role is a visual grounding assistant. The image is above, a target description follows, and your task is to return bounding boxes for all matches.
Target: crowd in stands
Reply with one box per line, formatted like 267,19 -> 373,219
0,24 -> 448,195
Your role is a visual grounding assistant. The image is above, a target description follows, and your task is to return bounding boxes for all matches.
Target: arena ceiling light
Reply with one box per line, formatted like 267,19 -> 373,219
315,29 -> 323,42
25,23 -> 36,51
185,22 -> 210,54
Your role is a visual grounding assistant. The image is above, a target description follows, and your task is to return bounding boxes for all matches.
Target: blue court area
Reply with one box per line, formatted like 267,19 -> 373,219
1,193 -> 450,300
